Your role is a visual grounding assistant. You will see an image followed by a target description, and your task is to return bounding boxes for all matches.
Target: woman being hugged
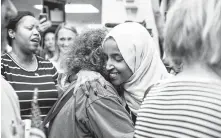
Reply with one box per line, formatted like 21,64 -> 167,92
102,22 -> 169,122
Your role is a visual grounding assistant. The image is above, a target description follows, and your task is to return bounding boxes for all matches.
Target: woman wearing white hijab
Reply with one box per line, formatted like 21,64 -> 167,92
102,22 -> 169,118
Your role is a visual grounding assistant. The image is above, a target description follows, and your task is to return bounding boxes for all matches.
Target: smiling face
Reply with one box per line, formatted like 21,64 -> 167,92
103,38 -> 133,86
44,32 -> 55,51
57,28 -> 77,54
12,15 -> 41,53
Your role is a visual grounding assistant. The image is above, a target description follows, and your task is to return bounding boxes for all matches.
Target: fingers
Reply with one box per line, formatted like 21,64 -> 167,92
79,73 -> 106,89
78,70 -> 106,88
68,74 -> 78,82
85,81 -> 91,91
39,18 -> 47,24
97,77 -> 107,89
29,128 -> 46,138
90,81 -> 98,96
74,71 -> 107,97
79,84 -> 89,98
38,21 -> 52,33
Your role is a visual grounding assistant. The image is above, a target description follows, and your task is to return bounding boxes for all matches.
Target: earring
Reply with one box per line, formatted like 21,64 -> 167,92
10,35 -> 14,39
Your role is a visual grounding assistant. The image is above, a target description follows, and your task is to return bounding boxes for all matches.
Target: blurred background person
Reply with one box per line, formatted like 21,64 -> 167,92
43,30 -> 57,61
1,11 -> 58,120
44,28 -> 134,138
42,29 -> 60,66
1,1 -> 24,137
151,0 -> 181,75
54,22 -> 78,73
1,0 -> 46,138
202,0 -> 221,78
53,23 -> 78,93
135,0 -> 221,137
1,0 -> 17,54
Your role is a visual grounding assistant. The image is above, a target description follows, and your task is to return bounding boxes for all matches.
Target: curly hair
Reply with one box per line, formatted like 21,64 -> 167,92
65,28 -> 109,79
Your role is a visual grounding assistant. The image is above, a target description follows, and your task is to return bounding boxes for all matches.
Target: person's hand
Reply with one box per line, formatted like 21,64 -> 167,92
29,128 -> 46,138
74,70 -> 107,94
38,18 -> 52,33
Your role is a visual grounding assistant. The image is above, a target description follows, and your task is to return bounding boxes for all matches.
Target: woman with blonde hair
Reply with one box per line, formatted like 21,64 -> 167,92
135,0 -> 221,137
52,23 -> 78,93
203,0 -> 221,77
52,22 -> 78,73
50,23 -> 78,73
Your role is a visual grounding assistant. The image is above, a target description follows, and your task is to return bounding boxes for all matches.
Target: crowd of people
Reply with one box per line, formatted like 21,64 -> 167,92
1,0 -> 221,137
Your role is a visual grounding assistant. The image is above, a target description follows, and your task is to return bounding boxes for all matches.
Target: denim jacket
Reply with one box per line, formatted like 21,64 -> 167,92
47,77 -> 134,138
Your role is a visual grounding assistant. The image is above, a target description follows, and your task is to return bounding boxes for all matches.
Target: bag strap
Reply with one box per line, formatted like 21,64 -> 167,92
43,85 -> 75,126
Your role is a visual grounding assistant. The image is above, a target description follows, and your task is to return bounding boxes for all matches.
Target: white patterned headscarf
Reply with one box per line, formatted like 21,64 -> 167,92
103,22 -> 169,115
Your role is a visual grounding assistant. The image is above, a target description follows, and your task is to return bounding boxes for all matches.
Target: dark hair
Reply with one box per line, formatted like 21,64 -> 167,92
7,11 -> 35,46
65,28 -> 108,79
42,28 -> 55,49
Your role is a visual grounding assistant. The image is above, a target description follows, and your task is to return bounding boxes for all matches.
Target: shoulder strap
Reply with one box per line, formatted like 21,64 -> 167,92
43,85 -> 75,126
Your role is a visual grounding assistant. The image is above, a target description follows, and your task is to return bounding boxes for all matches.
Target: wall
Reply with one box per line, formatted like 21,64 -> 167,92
102,0 -> 160,55
102,0 -> 154,25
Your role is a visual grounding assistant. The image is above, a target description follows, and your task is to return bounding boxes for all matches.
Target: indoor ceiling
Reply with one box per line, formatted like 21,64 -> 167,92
13,0 -> 102,25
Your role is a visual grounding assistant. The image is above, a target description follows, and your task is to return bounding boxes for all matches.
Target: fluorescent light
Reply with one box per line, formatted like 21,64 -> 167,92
66,4 -> 99,13
34,4 -> 99,13
34,5 -> 43,10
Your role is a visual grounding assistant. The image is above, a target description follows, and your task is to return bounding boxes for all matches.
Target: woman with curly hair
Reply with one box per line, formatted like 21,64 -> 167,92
43,28 -> 134,138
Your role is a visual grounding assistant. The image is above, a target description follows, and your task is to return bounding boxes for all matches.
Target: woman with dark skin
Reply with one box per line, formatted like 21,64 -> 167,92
44,28 -> 134,138
1,11 -> 58,120
1,1 -> 48,138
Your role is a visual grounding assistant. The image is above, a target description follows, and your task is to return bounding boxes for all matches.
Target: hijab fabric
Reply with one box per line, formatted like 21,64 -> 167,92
103,22 -> 169,115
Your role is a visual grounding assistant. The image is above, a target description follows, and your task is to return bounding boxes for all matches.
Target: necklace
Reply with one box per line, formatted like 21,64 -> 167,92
9,52 -> 38,72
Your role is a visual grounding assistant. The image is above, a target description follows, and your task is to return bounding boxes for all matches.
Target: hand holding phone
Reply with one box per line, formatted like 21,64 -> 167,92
38,13 -> 48,24
38,13 -> 52,33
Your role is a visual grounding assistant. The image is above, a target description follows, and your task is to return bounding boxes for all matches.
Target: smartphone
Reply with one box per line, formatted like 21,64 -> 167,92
38,13 -> 48,23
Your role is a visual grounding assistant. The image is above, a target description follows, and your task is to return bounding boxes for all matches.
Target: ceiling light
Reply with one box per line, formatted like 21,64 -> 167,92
34,4 -> 99,13
66,4 -> 99,13
34,5 -> 43,10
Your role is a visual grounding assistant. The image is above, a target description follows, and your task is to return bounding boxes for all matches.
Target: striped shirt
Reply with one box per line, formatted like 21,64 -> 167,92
1,53 -> 58,119
135,78 -> 221,138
